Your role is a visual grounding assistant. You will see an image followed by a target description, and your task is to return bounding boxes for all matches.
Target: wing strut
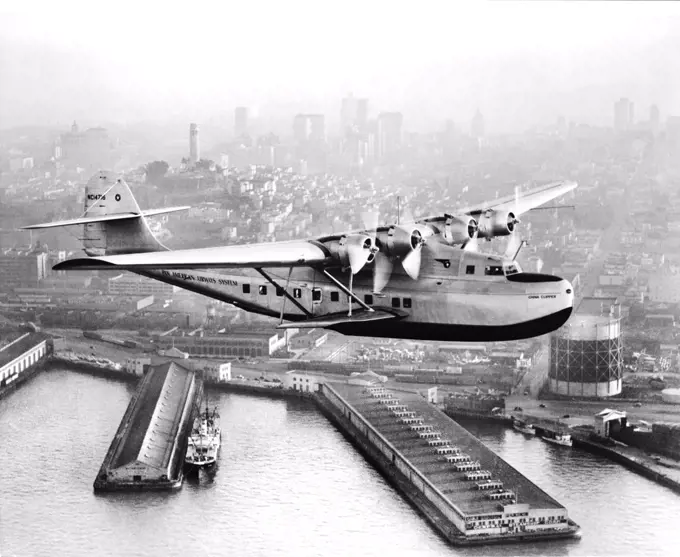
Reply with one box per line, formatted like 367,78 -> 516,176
279,266 -> 293,324
255,268 -> 312,319
322,270 -> 374,314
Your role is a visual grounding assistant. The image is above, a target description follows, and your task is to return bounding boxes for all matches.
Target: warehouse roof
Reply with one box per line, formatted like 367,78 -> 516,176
110,362 -> 196,471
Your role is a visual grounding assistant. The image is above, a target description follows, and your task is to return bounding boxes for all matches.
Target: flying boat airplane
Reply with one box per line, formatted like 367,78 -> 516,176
24,172 -> 577,342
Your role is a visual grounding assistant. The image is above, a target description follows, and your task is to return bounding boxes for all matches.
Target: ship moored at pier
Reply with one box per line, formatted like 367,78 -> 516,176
185,401 -> 221,470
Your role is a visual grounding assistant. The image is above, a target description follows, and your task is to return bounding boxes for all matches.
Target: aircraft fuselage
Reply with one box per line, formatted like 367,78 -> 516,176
137,244 -> 573,342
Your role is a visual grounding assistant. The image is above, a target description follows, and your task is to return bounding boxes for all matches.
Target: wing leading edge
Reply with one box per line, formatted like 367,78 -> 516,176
426,180 -> 578,220
470,180 -> 577,216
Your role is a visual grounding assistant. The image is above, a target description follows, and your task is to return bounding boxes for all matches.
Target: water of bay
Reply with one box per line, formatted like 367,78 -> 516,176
0,369 -> 678,557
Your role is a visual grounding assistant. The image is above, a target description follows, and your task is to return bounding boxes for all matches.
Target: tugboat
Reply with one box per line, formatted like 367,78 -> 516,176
541,432 -> 573,447
512,419 -> 536,435
185,398 -> 221,471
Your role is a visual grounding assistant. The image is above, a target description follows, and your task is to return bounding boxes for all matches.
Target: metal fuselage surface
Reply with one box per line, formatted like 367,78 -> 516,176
137,243 -> 573,342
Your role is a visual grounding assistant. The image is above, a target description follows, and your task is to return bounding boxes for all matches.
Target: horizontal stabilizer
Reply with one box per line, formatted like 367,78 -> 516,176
21,213 -> 140,230
22,206 -> 189,230
142,206 -> 191,217
277,308 -> 408,329
53,240 -> 331,271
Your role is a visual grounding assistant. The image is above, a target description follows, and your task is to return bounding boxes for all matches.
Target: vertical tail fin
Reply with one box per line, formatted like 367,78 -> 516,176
82,170 -> 168,256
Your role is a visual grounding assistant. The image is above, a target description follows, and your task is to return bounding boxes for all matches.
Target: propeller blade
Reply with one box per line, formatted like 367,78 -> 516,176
373,252 -> 393,293
463,235 -> 479,252
401,248 -> 422,280
347,242 -> 372,274
504,184 -> 522,259
504,233 -> 520,259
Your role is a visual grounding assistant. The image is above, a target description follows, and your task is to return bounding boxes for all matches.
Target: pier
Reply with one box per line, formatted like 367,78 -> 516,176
93,361 -> 202,491
316,383 -> 580,546
0,332 -> 51,400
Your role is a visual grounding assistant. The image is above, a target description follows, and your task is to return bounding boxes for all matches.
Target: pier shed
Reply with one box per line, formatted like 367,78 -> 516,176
594,408 -> 627,438
0,332 -> 50,397
94,361 -> 202,491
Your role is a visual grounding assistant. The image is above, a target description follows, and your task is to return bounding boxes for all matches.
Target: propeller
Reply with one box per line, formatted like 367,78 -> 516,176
504,185 -> 523,260
376,225 -> 433,293
343,234 -> 378,274
463,194 -> 485,252
361,209 -> 391,295
373,251 -> 394,294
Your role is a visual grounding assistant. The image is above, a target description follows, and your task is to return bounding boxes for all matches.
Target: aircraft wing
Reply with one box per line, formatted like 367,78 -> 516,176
421,180 -> 577,221
316,180 -> 577,242
53,240 -> 331,271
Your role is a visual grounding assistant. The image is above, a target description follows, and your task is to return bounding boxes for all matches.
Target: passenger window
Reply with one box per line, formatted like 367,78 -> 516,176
330,291 -> 339,302
484,266 -> 504,276
242,284 -> 251,294
312,288 -> 322,302
276,286 -> 284,297
466,265 -> 475,275
364,294 -> 374,305
258,285 -> 267,295
293,288 -> 302,299
403,298 -> 412,309
392,298 -> 401,308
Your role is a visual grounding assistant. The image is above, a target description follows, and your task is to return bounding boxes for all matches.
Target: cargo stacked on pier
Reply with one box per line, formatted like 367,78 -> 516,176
319,383 -> 579,545
549,298 -> 623,398
94,361 -> 202,491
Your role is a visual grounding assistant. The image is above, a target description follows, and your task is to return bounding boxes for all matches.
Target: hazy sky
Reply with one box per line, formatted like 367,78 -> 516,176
1,0 -> 679,133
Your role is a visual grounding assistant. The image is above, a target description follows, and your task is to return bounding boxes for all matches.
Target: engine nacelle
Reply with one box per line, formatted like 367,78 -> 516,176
326,233 -> 376,273
377,224 -> 432,258
442,214 -> 478,245
477,210 -> 517,239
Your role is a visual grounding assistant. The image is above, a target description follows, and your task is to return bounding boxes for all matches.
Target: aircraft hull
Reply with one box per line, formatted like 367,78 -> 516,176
327,307 -> 572,341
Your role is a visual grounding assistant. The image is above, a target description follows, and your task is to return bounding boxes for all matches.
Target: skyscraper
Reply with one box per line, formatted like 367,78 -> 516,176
189,123 -> 200,163
377,112 -> 403,159
307,115 -> 325,142
341,93 -> 368,132
614,98 -> 633,131
293,114 -> 325,143
471,109 -> 485,139
234,107 -> 248,137
356,99 -> 368,130
293,114 -> 310,143
650,104 -> 660,133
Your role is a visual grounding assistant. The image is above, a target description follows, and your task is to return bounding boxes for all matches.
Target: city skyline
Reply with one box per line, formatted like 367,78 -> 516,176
1,1 -> 679,133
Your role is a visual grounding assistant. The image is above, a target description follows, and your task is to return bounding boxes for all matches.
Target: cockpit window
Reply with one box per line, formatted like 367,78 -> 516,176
504,263 -> 521,275
484,265 -> 504,276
